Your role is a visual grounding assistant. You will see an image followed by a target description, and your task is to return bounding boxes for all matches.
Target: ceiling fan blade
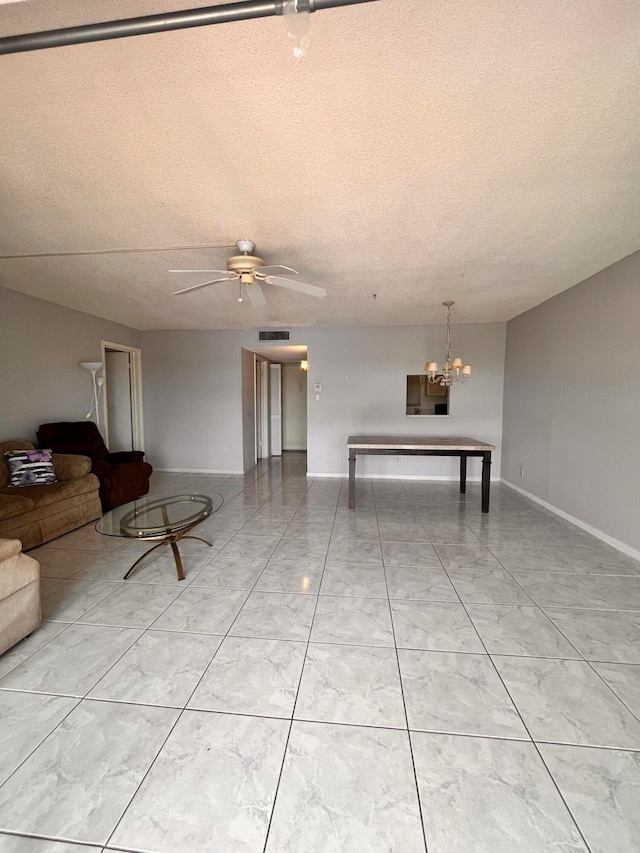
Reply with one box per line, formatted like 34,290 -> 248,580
173,276 -> 234,295
266,276 -> 327,298
254,265 -> 298,277
169,269 -> 231,275
244,283 -> 267,307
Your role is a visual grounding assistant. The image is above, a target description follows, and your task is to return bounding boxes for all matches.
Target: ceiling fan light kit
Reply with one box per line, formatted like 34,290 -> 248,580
171,239 -> 327,306
425,301 -> 472,387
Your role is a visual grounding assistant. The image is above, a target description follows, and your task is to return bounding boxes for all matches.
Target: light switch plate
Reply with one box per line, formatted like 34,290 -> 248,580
313,383 -> 322,393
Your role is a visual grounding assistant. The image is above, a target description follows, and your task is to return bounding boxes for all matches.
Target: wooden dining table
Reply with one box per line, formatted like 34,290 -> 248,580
347,435 -> 495,512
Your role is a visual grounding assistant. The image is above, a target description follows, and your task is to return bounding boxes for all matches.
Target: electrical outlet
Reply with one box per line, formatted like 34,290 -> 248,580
520,467 -> 525,478
396,457 -> 401,464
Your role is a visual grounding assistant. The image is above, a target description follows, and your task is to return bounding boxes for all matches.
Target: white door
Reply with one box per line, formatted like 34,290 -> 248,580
105,350 -> 133,451
270,364 -> 282,456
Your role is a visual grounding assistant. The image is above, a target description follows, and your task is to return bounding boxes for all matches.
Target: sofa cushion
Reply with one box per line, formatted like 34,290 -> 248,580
5,449 -> 57,487
0,473 -> 98,509
52,453 -> 92,481
0,494 -> 35,522
0,489 -> 101,551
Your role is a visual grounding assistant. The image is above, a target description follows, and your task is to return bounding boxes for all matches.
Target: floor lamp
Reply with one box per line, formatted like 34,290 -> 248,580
80,361 -> 103,430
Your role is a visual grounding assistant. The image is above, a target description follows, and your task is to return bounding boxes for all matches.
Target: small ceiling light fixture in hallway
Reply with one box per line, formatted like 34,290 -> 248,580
300,360 -> 308,371
425,301 -> 472,387
0,0 -> 381,56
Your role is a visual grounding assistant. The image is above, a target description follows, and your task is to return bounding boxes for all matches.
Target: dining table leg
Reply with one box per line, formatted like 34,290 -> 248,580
348,449 -> 356,509
481,451 -> 492,513
460,453 -> 467,494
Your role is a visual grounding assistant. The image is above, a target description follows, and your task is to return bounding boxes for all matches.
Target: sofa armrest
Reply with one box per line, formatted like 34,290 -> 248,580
106,451 -> 145,464
0,538 -> 22,562
52,453 -> 92,481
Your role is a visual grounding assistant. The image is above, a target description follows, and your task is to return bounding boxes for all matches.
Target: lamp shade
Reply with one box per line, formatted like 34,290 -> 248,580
462,364 -> 472,376
451,358 -> 463,369
425,361 -> 439,373
80,361 -> 102,372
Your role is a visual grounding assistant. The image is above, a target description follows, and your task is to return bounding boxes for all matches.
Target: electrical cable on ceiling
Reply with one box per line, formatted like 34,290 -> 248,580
0,0 -> 381,56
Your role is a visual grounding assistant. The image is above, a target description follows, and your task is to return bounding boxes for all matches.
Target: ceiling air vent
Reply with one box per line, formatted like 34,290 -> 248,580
258,330 -> 290,341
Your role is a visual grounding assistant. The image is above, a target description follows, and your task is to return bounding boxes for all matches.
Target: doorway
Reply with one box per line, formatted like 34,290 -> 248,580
281,363 -> 307,451
101,341 -> 144,452
241,345 -> 307,472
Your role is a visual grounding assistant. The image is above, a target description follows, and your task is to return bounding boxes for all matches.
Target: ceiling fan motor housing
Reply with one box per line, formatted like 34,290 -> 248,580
227,254 -> 265,274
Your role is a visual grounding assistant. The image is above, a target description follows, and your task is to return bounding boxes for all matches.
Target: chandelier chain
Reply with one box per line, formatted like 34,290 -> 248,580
445,304 -> 452,367
424,300 -> 472,387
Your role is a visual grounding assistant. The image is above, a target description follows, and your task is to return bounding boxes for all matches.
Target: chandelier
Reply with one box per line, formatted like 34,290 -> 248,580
424,301 -> 472,387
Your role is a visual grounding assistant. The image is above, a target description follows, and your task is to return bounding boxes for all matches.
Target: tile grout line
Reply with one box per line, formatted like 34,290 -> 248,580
257,476 -> 336,853
380,479 -> 430,853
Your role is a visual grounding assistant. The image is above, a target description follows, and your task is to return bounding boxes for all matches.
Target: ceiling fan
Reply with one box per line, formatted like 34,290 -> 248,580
170,239 -> 327,307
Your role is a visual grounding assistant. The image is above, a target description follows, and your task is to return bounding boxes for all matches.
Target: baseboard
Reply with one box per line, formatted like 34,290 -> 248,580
501,479 -> 640,562
155,468 -> 244,475
307,472 -> 500,482
283,446 -> 307,452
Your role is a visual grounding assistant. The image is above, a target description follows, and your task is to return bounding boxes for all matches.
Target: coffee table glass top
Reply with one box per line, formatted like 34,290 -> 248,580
96,493 -> 222,538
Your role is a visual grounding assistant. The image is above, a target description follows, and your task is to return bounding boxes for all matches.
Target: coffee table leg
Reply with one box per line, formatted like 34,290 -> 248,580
170,541 -> 185,581
123,541 -> 167,580
460,453 -> 467,494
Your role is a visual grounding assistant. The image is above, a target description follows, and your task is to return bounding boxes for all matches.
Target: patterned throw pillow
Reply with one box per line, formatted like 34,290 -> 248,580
4,449 -> 58,487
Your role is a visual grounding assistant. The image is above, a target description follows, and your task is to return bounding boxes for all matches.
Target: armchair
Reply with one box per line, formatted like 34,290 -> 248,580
37,422 -> 153,512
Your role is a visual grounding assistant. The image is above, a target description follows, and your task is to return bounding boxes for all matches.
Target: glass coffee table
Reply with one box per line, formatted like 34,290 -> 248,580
96,492 -> 223,580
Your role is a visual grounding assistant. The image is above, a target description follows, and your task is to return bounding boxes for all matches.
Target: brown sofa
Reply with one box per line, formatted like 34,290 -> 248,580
0,440 -> 101,550
0,538 -> 41,655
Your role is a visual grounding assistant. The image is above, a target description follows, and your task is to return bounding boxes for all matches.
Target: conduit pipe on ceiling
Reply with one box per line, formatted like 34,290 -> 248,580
0,0 -> 380,55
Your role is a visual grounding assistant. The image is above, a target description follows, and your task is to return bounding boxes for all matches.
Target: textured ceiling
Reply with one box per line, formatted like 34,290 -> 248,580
0,0 -> 639,330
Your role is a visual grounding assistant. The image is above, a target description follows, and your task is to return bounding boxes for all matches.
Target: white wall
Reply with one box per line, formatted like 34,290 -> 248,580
141,330 -> 245,473
303,323 -> 506,478
502,250 -> 640,552
0,286 -> 140,444
140,323 -> 506,479
282,364 -> 307,450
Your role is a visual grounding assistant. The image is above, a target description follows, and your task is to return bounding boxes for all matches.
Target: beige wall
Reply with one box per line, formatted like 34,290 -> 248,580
502,250 -> 640,552
0,286 -> 140,444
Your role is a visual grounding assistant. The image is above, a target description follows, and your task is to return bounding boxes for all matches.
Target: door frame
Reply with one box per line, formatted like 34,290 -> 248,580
101,340 -> 145,451
254,356 -> 270,462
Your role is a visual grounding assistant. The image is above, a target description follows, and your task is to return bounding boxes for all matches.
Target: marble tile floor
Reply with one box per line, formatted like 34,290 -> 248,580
1,453 -> 640,852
